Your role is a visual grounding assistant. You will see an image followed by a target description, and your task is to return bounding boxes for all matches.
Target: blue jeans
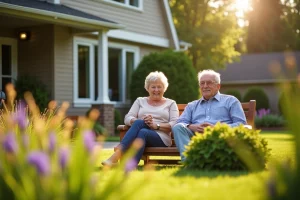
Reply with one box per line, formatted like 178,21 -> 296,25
172,123 -> 194,161
120,119 -> 167,164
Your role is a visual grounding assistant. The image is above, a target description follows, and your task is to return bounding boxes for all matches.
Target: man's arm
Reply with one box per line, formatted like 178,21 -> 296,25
228,100 -> 247,127
176,103 -> 193,126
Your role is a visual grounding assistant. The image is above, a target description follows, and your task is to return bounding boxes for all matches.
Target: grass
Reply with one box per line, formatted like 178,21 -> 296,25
98,132 -> 295,200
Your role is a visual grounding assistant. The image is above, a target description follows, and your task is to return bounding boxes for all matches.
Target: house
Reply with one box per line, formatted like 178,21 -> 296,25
218,52 -> 300,113
0,0 -> 185,134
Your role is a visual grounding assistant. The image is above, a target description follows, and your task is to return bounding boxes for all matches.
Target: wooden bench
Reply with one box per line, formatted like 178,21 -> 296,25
116,100 -> 256,165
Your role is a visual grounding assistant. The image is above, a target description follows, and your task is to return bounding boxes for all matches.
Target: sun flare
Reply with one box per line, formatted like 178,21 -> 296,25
234,0 -> 251,12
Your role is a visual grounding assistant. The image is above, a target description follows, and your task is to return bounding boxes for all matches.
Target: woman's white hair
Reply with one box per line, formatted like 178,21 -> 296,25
144,71 -> 169,92
198,69 -> 221,84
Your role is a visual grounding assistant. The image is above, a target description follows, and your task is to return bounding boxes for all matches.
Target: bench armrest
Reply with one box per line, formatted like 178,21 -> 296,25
243,125 -> 252,129
117,125 -> 130,131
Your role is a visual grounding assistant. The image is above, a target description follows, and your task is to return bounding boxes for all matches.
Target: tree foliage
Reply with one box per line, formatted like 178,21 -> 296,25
246,0 -> 300,52
130,50 -> 199,104
169,0 -> 244,71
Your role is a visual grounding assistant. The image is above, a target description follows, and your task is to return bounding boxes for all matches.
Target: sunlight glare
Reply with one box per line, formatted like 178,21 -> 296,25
234,0 -> 251,12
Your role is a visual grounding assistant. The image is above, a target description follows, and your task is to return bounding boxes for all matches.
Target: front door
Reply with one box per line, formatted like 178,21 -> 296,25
0,37 -> 17,92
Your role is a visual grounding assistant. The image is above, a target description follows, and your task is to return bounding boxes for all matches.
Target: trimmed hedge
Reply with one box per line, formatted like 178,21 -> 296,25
15,75 -> 49,111
184,123 -> 271,171
130,50 -> 199,103
224,89 -> 242,101
243,87 -> 269,110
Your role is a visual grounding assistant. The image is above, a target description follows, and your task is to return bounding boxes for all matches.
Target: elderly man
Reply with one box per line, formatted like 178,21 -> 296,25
172,69 -> 247,161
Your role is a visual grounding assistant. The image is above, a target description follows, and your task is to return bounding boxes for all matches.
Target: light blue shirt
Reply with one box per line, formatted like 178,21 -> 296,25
177,92 -> 247,127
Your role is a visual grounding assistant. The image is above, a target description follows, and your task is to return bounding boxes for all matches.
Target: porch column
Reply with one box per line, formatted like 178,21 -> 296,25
93,30 -> 115,136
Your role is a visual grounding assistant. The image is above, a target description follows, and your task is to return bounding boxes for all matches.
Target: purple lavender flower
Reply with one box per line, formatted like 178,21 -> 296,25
13,101 -> 28,130
27,151 -> 50,176
48,132 -> 56,153
83,130 -> 96,153
59,147 -> 70,170
2,132 -> 18,153
257,108 -> 271,118
125,158 -> 138,174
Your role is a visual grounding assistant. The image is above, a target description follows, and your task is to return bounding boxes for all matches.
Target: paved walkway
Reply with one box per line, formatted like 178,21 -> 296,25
101,142 -> 119,149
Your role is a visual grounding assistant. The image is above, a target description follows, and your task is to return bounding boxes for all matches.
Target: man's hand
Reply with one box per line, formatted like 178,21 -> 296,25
188,123 -> 214,133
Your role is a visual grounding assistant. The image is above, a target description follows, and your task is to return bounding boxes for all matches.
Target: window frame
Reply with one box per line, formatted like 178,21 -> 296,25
73,37 -> 139,107
101,0 -> 143,11
73,38 -> 96,106
0,37 -> 17,91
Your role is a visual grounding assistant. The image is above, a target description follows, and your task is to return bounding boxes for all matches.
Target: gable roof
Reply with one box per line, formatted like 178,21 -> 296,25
218,52 -> 300,85
0,0 -> 124,30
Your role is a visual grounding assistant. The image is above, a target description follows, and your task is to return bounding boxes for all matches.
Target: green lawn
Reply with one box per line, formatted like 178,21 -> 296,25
98,132 -> 295,200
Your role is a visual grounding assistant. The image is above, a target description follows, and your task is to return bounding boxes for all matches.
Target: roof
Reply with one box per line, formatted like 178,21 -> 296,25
218,52 -> 300,85
0,0 -> 124,30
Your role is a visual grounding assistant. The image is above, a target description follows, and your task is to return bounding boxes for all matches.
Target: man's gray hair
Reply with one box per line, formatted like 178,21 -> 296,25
198,70 -> 221,84
144,71 -> 169,92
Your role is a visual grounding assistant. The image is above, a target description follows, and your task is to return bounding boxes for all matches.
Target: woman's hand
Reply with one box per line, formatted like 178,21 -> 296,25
143,114 -> 153,127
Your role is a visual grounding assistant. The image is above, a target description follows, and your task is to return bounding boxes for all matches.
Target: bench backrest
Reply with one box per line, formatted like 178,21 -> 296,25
176,100 -> 256,128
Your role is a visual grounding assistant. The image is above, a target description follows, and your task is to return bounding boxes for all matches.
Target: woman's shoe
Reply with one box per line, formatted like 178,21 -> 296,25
101,159 -> 118,167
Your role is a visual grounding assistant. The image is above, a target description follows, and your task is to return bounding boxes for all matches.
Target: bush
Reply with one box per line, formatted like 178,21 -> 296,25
184,123 -> 271,171
14,75 -> 49,111
224,89 -> 242,101
85,109 -> 107,136
243,87 -> 270,110
130,50 -> 199,103
255,109 -> 285,128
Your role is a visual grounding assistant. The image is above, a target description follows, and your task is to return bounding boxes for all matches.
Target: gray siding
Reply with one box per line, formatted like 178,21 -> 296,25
54,25 -> 89,116
62,0 -> 171,39
18,24 -> 54,99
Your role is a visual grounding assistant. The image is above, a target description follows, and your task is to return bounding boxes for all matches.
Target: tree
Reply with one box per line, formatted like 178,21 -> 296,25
169,0 -> 244,71
246,0 -> 300,52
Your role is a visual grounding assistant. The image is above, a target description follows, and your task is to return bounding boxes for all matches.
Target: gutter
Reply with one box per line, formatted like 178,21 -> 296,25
0,2 -> 125,30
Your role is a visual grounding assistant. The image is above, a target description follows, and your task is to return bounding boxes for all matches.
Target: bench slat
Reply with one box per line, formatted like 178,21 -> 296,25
116,100 -> 256,165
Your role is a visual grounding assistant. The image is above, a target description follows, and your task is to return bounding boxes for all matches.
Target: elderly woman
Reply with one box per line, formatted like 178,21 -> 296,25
102,71 -> 179,167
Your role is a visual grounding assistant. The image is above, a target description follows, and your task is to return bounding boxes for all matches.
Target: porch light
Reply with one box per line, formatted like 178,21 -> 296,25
19,31 -> 31,41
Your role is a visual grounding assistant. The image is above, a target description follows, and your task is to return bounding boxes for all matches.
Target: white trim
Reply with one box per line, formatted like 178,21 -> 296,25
105,30 -> 170,48
73,37 -> 140,107
0,2 -> 124,30
0,37 -> 18,89
73,41 -> 95,104
98,0 -> 144,12
162,0 -> 179,50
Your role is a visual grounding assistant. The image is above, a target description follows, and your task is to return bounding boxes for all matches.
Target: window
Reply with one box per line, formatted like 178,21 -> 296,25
74,38 -> 138,106
108,48 -> 135,102
0,38 -> 17,93
104,0 -> 143,10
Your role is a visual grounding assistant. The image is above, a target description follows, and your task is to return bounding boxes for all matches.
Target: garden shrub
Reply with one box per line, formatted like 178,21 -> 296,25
85,108 -> 107,136
184,123 -> 271,171
15,75 -> 49,111
130,50 -> 199,104
224,89 -> 242,101
255,109 -> 285,128
243,87 -> 270,110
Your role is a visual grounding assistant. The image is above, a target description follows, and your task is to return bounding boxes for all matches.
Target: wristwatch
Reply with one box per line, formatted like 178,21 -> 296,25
156,124 -> 160,130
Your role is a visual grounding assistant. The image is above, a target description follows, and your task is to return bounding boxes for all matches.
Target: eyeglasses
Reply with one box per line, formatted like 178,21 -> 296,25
200,81 -> 217,87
